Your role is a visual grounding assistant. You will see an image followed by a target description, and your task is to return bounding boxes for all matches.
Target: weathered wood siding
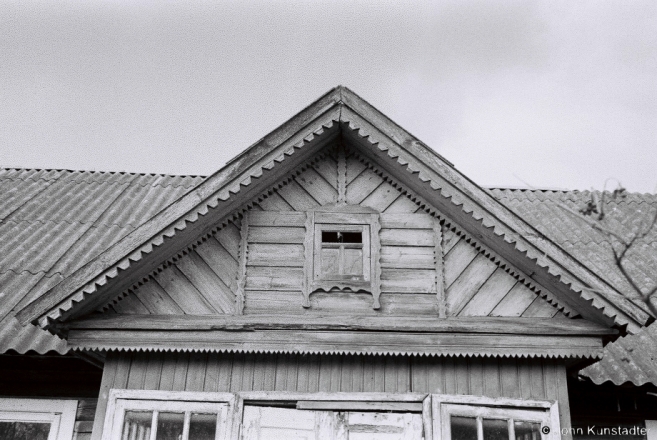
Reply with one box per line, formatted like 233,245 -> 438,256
91,352 -> 572,439
73,398 -> 97,440
106,148 -> 565,319
443,228 -> 565,318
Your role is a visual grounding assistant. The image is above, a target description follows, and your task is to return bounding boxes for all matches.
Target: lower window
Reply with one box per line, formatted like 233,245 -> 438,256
0,398 -> 78,440
103,391 -> 560,440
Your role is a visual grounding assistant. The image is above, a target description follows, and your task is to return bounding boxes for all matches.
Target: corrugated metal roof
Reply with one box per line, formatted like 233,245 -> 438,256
580,322 -> 657,386
0,168 -> 205,354
489,189 -> 657,305
490,188 -> 657,387
2,168 -> 656,389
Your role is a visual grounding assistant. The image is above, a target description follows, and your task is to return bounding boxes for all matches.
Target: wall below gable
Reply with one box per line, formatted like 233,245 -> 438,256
90,351 -> 573,440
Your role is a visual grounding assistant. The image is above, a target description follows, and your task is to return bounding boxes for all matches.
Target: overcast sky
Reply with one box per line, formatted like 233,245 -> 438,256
1,1 -> 656,192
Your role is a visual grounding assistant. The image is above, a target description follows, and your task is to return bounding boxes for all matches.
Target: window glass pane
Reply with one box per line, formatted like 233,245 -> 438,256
122,411 -> 153,440
451,416 -> 478,440
321,231 -> 362,243
156,412 -> 185,440
320,248 -> 340,276
189,413 -> 217,440
0,421 -> 51,440
343,248 -> 363,275
514,421 -> 541,440
483,418 -> 509,440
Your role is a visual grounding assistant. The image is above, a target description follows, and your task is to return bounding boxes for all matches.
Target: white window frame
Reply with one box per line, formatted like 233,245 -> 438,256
237,391 -> 432,440
432,394 -> 560,440
0,398 -> 78,440
101,389 -> 238,440
101,390 -> 562,440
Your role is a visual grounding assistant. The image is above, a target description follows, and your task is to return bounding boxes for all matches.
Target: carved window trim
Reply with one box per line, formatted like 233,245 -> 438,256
302,209 -> 381,309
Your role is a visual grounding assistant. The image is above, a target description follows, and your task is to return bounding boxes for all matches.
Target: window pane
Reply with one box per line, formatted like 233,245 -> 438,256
0,421 -> 51,440
123,411 -> 153,440
514,421 -> 541,440
189,413 -> 217,440
321,231 -> 362,243
451,416 -> 478,440
320,248 -> 340,276
343,248 -> 363,275
157,412 -> 185,440
483,418 -> 509,440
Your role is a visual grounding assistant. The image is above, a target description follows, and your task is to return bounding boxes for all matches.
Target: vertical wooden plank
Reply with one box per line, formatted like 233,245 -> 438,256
518,358 -> 532,400
263,354 -> 277,391
230,353 -> 245,392
499,358 -> 519,398
296,354 -> 310,392
329,355 -> 342,392
410,356 -> 426,393
143,351 -> 163,390
185,351 -> 207,392
373,355 -> 385,392
158,353 -> 177,391
318,355 -> 332,393
454,357 -> 469,395
362,355 -> 375,393
273,353 -> 288,391
90,353 -> 120,440
203,353 -> 219,392
235,212 -> 249,314
443,357 -> 456,395
240,353 -> 256,392
529,360 -> 545,399
468,358 -> 484,397
555,361 -> 573,439
398,356 -> 411,392
482,358 -> 501,398
126,351 -> 149,390
171,352 -> 189,391
252,353 -> 267,391
285,355 -> 299,392
216,353 -> 233,392
434,218 -> 446,318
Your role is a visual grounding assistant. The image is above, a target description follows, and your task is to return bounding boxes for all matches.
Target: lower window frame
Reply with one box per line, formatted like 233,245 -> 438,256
0,398 -> 78,440
102,390 -> 561,440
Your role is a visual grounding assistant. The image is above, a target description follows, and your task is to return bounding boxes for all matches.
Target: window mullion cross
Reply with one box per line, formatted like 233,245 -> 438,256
149,411 -> 158,440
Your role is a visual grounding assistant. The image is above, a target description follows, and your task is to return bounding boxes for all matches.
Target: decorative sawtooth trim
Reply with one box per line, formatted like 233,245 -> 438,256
349,151 -> 577,318
37,120 -> 340,327
340,118 -> 634,326
69,345 -> 602,359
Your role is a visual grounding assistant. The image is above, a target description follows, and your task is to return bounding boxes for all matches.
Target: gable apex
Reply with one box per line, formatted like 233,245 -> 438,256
17,86 -> 651,333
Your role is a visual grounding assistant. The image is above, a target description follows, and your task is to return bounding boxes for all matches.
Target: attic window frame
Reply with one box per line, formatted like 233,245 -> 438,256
303,210 -> 381,309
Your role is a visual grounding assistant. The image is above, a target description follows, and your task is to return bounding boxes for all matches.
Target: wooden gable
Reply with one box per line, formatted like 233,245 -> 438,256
102,145 -> 568,322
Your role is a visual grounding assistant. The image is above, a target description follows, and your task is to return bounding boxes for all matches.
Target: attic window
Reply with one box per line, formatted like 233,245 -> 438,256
303,210 -> 381,309
317,228 -> 367,281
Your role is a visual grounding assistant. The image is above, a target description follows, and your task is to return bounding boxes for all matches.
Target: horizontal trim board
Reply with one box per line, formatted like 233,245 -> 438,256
68,328 -> 603,358
296,401 -> 423,412
66,315 -> 615,335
